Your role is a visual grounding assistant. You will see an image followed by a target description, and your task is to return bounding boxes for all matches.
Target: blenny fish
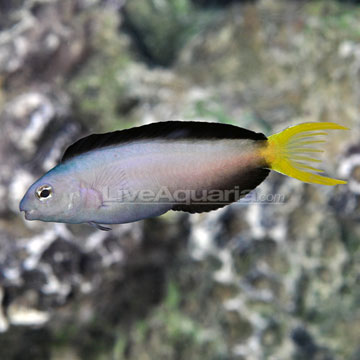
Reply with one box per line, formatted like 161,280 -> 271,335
19,121 -> 347,230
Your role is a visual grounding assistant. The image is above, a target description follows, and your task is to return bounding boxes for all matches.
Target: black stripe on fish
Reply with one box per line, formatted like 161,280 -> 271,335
61,121 -> 267,162
172,167 -> 270,214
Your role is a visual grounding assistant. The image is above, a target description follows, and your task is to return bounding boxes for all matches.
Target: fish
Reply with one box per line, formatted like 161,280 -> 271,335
19,121 -> 348,231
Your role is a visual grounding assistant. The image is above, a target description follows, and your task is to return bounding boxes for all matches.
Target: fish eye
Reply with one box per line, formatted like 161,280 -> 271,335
35,185 -> 53,201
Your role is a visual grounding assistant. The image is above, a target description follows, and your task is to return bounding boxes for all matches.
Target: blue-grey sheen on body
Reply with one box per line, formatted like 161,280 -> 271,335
20,138 -> 262,227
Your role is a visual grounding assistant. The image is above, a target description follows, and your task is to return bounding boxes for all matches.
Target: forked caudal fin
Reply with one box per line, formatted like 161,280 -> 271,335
261,122 -> 348,185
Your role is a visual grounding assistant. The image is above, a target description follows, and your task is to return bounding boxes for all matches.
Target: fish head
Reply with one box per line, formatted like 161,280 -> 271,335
19,166 -> 82,223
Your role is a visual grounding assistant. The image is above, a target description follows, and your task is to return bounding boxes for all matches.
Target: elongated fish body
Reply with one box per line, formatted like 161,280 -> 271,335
58,138 -> 266,224
20,121 -> 347,230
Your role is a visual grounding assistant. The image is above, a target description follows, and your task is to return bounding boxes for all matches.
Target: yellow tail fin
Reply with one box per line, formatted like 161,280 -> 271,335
261,122 -> 348,185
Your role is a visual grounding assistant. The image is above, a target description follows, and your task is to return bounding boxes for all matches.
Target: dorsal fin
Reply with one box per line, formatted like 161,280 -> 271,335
61,121 -> 267,163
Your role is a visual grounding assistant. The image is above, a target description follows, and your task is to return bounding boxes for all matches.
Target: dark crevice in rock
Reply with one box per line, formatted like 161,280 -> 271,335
192,0 -> 257,8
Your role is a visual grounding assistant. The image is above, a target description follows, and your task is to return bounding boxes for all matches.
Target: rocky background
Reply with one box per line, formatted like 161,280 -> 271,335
1,0 -> 360,359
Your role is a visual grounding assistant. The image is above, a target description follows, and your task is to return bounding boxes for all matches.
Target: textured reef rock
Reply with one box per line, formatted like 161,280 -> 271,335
1,0 -> 360,359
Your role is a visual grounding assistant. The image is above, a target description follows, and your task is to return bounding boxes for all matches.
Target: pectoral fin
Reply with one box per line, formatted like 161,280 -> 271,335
89,222 -> 112,231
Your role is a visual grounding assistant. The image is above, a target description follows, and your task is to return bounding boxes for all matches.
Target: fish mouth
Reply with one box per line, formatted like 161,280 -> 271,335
22,209 -> 37,220
19,198 -> 29,213
20,198 -> 37,220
